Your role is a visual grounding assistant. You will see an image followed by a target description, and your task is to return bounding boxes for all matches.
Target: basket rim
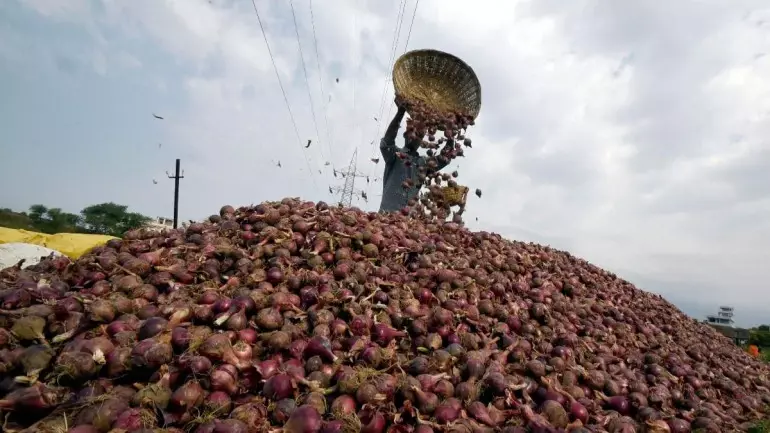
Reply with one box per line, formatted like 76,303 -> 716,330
393,49 -> 482,119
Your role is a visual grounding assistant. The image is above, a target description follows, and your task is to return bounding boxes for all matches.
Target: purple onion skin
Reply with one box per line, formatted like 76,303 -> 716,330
667,418 -> 691,433
212,419 -> 250,433
205,391 -> 232,413
171,327 -> 190,352
186,356 -> 213,375
194,422 -> 217,433
264,374 -> 294,401
331,394 -> 356,415
304,336 -> 337,363
112,408 -> 146,431
358,408 -> 386,433
321,420 -> 344,433
284,405 -> 322,433
605,395 -> 630,415
434,403 -> 459,425
569,400 -> 588,424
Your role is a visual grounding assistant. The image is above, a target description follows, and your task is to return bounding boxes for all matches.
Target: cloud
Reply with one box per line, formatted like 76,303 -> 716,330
2,0 -> 770,324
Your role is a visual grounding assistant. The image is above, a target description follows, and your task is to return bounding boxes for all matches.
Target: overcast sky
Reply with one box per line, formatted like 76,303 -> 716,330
2,0 -> 770,326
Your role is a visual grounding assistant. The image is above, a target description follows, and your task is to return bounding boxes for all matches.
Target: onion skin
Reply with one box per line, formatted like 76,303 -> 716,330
264,374 -> 294,401
170,380 -> 204,411
284,405 -> 322,433
209,364 -> 238,395
304,336 -> 337,363
320,420 -> 344,433
358,408 -> 386,433
467,401 -> 497,426
331,394 -> 356,416
0,383 -> 67,410
113,408 -> 153,431
272,398 -> 297,424
212,419 -> 249,433
434,402 -> 459,424
171,326 -> 190,352
568,400 -> 589,424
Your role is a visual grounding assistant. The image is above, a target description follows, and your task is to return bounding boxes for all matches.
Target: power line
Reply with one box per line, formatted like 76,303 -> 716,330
290,0 -> 325,164
309,0 -> 335,167
403,0 -> 420,51
367,0 -> 408,161
390,0 -> 409,63
377,0 -> 407,132
363,0 -> 409,199
249,0 -> 317,187
379,0 -> 421,139
351,0 -> 365,164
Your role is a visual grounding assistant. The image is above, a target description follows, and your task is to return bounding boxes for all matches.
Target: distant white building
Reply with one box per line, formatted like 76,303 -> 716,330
145,216 -> 174,230
706,306 -> 735,327
704,306 -> 749,345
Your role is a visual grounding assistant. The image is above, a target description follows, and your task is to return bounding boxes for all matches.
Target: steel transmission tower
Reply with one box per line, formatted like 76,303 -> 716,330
330,148 -> 369,207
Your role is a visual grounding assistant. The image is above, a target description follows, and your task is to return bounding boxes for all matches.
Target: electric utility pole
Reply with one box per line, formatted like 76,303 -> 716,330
166,158 -> 184,228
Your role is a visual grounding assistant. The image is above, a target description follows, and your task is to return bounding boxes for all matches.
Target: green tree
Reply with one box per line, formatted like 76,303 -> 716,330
79,202 -> 151,237
0,208 -> 34,230
26,204 -> 82,234
749,329 -> 770,348
758,325 -> 770,332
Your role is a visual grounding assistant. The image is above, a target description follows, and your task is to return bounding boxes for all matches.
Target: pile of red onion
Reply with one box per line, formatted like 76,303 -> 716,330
0,198 -> 768,433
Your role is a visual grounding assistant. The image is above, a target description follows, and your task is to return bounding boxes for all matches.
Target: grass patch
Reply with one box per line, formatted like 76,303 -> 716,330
748,419 -> 770,433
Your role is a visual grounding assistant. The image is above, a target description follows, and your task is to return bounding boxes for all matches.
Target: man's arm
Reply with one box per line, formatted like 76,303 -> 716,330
435,138 -> 455,171
380,105 -> 407,163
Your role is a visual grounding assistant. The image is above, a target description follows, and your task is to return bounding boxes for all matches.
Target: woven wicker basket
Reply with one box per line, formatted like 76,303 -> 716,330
393,49 -> 482,119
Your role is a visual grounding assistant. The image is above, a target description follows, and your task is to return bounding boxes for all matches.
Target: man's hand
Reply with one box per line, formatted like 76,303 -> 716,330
394,95 -> 407,111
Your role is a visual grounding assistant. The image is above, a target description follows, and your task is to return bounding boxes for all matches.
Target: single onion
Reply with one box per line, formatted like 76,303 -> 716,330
284,405 -> 321,433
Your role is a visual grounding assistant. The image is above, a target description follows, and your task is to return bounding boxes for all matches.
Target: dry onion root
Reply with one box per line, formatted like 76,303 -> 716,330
0,198 -> 768,432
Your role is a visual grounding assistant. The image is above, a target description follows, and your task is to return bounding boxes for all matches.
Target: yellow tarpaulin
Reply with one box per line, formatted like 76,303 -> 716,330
0,227 -> 116,259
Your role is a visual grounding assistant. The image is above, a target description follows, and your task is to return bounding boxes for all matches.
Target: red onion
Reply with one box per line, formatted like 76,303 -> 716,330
237,328 -> 258,344
372,323 -> 406,346
358,408 -> 386,433
0,383 -> 66,410
272,398 -> 297,424
284,405 -> 322,433
434,401 -> 460,424
598,392 -> 631,415
264,374 -> 294,401
330,394 -> 357,416
255,359 -> 279,379
467,401 -> 496,426
171,326 -> 190,352
170,380 -> 204,411
304,336 -> 337,362
209,364 -> 238,395
138,317 -> 168,340
113,408 -> 152,431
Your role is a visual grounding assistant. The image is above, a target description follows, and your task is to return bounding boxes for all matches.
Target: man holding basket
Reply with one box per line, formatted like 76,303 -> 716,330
378,96 -> 456,213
